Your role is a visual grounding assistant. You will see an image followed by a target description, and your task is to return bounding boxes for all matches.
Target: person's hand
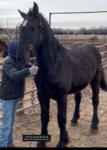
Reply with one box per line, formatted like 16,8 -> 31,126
29,65 -> 39,75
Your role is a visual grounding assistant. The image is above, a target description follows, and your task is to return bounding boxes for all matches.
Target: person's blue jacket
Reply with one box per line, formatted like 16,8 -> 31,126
0,41 -> 30,100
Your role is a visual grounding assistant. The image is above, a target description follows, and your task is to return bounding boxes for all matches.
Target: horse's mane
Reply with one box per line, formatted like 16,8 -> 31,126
28,8 -> 33,16
27,8 -> 48,23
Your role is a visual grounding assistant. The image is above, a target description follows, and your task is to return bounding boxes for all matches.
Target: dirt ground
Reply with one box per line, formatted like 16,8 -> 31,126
0,57 -> 107,147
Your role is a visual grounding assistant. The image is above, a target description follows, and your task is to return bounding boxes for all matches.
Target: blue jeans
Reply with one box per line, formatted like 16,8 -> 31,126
0,99 -> 19,147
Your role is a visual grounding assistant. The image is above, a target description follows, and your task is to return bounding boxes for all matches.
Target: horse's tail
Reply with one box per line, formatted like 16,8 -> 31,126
100,68 -> 107,92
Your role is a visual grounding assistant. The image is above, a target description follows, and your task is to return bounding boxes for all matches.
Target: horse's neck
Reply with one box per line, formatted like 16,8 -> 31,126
36,16 -> 67,69
36,36 -> 66,69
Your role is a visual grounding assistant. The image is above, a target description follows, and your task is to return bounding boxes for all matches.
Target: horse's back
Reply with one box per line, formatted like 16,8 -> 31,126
69,44 -> 101,60
68,44 -> 102,69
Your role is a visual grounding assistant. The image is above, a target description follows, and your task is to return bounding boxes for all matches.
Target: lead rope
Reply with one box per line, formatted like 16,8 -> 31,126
29,57 -> 37,147
28,29 -> 42,147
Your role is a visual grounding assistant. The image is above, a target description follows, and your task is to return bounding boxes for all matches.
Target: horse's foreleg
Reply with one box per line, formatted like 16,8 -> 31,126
90,76 -> 100,131
37,93 -> 50,147
57,94 -> 68,147
71,92 -> 81,125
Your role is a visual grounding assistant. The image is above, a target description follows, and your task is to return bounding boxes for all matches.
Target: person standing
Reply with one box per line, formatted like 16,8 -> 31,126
0,40 -> 38,147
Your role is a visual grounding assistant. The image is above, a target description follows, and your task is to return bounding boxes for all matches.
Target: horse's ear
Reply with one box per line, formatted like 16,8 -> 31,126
33,2 -> 39,16
18,9 -> 27,19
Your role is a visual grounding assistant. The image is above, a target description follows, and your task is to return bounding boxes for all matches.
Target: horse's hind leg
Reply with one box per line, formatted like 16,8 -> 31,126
90,75 -> 100,131
71,92 -> 81,125
57,94 -> 68,147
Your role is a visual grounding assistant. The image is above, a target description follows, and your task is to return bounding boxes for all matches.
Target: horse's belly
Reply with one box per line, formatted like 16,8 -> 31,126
69,82 -> 88,94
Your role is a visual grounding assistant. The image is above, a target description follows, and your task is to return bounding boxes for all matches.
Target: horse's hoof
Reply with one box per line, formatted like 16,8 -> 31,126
91,124 -> 98,130
71,118 -> 78,126
71,122 -> 78,126
91,129 -> 98,134
57,141 -> 67,147
91,124 -> 98,134
37,141 -> 46,147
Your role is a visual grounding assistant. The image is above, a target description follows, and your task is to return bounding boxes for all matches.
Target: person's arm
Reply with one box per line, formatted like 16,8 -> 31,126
3,61 -> 30,81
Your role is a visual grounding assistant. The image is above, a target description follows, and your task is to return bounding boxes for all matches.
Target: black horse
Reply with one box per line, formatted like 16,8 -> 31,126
16,2 -> 107,147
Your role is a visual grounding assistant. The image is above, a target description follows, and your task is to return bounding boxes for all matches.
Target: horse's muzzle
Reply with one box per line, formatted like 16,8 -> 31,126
17,54 -> 25,65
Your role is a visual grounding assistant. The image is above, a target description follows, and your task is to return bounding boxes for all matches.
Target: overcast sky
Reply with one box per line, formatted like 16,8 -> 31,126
1,0 -> 107,29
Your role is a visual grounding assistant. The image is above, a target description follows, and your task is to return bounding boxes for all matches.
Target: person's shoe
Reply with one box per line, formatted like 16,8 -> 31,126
8,144 -> 17,147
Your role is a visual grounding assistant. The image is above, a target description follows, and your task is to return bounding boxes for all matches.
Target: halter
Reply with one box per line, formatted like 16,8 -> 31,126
18,19 -> 43,57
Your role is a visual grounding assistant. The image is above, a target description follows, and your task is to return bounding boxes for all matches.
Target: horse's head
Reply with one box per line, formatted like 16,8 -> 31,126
17,2 -> 45,66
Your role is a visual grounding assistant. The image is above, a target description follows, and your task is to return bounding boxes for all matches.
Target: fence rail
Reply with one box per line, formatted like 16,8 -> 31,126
0,43 -> 107,120
55,36 -> 107,49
